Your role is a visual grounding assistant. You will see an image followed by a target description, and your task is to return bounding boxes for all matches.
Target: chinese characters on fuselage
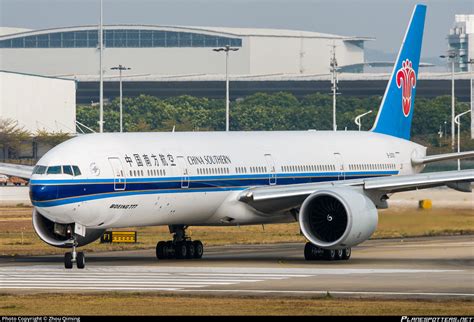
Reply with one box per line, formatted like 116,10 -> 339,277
124,153 -> 232,167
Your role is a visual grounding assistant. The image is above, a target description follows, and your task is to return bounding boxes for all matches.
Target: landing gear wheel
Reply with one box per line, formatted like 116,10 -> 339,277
76,252 -> 85,269
165,241 -> 174,259
185,241 -> 195,259
323,249 -> 336,261
193,240 -> 204,259
175,242 -> 187,259
155,226 -> 205,260
304,242 -> 324,260
156,241 -> 166,259
335,249 -> 344,260
64,252 -> 73,269
304,242 -> 316,260
342,248 -> 351,260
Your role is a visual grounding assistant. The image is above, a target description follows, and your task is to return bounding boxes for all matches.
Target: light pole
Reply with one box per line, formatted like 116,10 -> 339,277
454,109 -> 471,170
330,44 -> 339,131
468,59 -> 474,140
110,65 -> 131,133
213,45 -> 239,132
440,51 -> 465,151
99,0 -> 104,133
354,110 -> 372,131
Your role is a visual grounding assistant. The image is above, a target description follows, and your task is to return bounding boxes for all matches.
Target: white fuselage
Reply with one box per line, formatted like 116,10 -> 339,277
30,131 -> 426,229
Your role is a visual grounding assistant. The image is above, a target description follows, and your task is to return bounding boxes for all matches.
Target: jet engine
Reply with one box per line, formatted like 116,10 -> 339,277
299,188 -> 378,249
32,209 -> 105,248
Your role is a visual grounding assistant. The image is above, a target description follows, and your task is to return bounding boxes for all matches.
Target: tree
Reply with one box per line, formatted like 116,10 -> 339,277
34,130 -> 71,146
0,118 -> 30,161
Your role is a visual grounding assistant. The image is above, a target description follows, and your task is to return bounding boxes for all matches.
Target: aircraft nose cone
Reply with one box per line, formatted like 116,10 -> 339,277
29,184 -> 58,206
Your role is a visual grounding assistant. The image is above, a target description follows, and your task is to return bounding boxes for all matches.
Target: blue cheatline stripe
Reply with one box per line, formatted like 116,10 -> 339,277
31,187 -> 246,207
30,171 -> 399,207
30,171 -> 398,185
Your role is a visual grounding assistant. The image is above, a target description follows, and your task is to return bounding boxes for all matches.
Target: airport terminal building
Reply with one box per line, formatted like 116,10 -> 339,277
0,25 -> 369,77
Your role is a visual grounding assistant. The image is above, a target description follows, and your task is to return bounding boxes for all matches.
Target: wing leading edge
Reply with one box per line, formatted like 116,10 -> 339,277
238,169 -> 474,214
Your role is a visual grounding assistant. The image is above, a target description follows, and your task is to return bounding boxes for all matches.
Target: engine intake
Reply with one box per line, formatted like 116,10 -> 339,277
33,209 -> 105,248
299,188 -> 378,249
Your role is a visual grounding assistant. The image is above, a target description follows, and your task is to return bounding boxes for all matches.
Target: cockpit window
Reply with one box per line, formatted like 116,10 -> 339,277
63,165 -> 74,176
72,166 -> 82,176
46,166 -> 62,174
33,165 -> 47,174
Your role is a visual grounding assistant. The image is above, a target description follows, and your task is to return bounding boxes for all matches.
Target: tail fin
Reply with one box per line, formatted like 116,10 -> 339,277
371,4 -> 426,140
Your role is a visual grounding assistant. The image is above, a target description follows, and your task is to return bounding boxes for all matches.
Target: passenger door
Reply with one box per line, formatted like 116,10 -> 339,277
176,156 -> 190,188
264,154 -> 277,185
108,157 -> 126,191
333,152 -> 345,181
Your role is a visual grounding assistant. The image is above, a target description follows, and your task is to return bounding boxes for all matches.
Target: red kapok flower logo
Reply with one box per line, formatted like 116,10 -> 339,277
396,59 -> 416,117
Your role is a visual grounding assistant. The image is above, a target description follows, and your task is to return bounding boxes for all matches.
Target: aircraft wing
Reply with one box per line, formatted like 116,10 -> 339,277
238,169 -> 474,214
411,151 -> 474,165
0,162 -> 34,179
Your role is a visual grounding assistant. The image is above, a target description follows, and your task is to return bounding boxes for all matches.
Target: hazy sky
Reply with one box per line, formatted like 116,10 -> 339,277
1,0 -> 472,57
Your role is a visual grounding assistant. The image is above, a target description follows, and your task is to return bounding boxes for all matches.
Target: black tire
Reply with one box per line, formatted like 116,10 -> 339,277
335,249 -> 344,260
304,242 -> 324,260
193,240 -> 204,259
323,249 -> 336,261
185,241 -> 195,259
64,252 -> 73,269
304,242 -> 315,260
76,252 -> 85,269
342,248 -> 351,260
175,242 -> 187,259
156,241 -> 166,259
166,241 -> 174,259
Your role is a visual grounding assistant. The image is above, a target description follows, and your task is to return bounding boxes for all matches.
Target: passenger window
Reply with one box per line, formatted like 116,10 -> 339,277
47,166 -> 62,174
63,165 -> 73,176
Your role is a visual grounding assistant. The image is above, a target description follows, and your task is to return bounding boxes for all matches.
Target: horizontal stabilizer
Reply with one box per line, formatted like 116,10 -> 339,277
412,151 -> 474,165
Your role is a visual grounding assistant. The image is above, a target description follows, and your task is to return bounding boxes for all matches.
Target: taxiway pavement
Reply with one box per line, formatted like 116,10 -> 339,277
0,235 -> 473,299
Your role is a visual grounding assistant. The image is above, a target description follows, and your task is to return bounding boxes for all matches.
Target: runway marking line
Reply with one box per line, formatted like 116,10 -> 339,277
179,289 -> 474,297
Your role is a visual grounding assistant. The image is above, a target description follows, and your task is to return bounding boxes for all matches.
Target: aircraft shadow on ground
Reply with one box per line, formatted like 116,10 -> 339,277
0,254 -> 469,267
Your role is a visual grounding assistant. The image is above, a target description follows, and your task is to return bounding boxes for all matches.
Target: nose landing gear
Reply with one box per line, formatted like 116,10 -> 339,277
64,238 -> 86,269
156,225 -> 204,260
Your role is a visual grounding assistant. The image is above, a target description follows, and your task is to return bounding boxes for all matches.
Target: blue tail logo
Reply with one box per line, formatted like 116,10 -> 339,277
372,4 -> 426,140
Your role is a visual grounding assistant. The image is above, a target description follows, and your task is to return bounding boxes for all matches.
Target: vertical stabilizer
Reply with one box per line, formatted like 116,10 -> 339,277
371,4 -> 426,140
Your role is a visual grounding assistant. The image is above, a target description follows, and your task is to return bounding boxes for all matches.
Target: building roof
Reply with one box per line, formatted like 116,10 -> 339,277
0,27 -> 31,37
0,24 -> 372,41
68,71 -> 473,82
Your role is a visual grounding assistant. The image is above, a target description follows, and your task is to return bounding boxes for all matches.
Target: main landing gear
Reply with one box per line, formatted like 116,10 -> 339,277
156,225 -> 204,260
64,240 -> 86,269
304,242 -> 351,261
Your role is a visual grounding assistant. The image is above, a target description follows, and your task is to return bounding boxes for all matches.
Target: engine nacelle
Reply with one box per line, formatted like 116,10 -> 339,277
33,209 -> 105,248
299,188 -> 378,249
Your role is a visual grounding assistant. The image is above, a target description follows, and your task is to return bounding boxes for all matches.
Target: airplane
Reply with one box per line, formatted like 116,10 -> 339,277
1,4 -> 473,269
